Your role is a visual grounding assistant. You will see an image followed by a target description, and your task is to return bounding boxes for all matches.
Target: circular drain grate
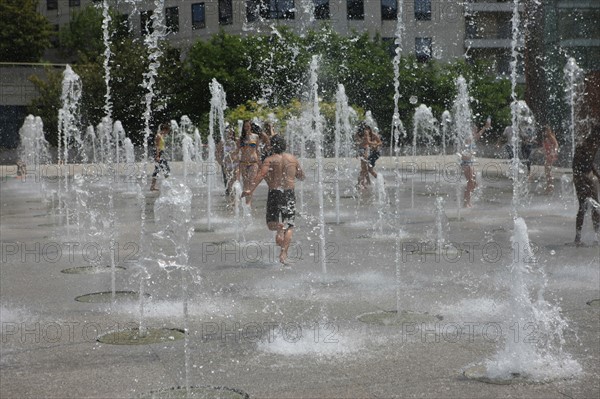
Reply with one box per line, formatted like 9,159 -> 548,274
463,365 -> 530,385
139,385 -> 249,398
357,310 -> 442,326
97,327 -> 185,345
75,291 -> 149,303
62,266 -> 126,274
194,227 -> 215,233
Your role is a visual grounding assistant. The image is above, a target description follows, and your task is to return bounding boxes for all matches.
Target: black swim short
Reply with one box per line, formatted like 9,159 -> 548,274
266,189 -> 296,227
152,151 -> 170,178
368,150 -> 380,167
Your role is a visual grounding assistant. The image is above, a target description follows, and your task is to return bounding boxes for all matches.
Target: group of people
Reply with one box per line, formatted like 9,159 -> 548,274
461,120 -> 561,208
149,114 -> 598,262
215,119 -> 282,207
215,119 -> 304,264
502,123 -> 560,193
150,119 -> 304,264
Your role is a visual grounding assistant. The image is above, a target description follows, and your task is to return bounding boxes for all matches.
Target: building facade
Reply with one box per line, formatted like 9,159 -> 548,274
0,1 -> 597,149
26,0 -> 600,87
37,1 -> 467,63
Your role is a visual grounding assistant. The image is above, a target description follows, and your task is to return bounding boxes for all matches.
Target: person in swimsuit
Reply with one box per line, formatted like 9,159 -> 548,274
259,121 -> 278,162
150,122 -> 171,191
542,125 -> 559,194
239,119 -> 261,207
355,122 -> 373,189
573,130 -> 600,246
242,135 -> 305,265
216,125 -> 240,199
461,118 -> 490,207
368,127 -> 382,180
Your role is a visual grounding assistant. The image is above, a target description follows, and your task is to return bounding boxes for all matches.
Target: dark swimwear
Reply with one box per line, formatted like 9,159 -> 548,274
152,150 -> 170,178
368,149 -> 380,167
266,189 -> 296,227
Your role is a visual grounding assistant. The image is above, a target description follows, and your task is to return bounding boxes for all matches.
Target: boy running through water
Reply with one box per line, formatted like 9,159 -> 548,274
242,135 -> 305,264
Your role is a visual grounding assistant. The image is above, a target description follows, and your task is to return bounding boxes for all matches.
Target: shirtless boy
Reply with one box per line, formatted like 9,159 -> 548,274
242,135 -> 305,264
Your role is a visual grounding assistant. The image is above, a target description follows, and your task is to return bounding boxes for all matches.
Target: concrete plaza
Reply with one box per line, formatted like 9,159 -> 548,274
1,156 -> 598,398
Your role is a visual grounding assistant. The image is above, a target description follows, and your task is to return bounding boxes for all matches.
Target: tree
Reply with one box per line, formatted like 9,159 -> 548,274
182,31 -> 260,126
58,5 -> 105,63
0,0 -> 53,62
28,68 -> 62,146
28,4 -> 182,145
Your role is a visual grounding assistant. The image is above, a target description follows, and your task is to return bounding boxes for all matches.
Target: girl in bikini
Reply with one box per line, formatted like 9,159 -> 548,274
542,125 -> 559,194
239,120 -> 261,207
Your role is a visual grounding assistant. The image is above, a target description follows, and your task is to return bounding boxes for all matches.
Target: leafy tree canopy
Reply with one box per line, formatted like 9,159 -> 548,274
0,0 -> 53,62
29,9 -> 514,148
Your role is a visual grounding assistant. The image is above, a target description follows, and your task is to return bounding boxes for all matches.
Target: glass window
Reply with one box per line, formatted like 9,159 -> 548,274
47,0 -> 58,11
270,0 -> 295,20
246,0 -> 260,22
347,0 -> 364,20
314,0 -> 330,20
219,0 -> 233,25
381,0 -> 397,21
141,10 -> 153,36
415,0 -> 431,21
165,6 -> 179,33
415,37 -> 432,62
192,3 -> 206,30
69,0 -> 81,7
246,0 -> 295,21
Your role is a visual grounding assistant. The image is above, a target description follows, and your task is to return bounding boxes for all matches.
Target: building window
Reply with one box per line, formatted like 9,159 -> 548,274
246,0 -> 295,21
246,0 -> 260,22
219,0 -> 233,25
69,0 -> 81,6
347,0 -> 364,20
192,3 -> 206,29
47,0 -> 58,10
415,0 -> 431,21
165,6 -> 179,33
314,0 -> 330,20
381,0 -> 397,21
465,16 -> 477,39
141,10 -> 153,36
415,37 -> 432,62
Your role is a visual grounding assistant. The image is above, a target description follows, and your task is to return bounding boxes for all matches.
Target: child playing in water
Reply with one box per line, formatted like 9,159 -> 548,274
542,125 -> 559,194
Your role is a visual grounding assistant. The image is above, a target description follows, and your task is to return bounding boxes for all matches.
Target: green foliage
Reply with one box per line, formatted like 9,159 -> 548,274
28,6 -> 175,145
246,28 -> 311,106
182,32 -> 260,126
27,10 -> 516,149
27,67 -> 62,146
0,0 -> 52,62
58,5 -> 104,62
